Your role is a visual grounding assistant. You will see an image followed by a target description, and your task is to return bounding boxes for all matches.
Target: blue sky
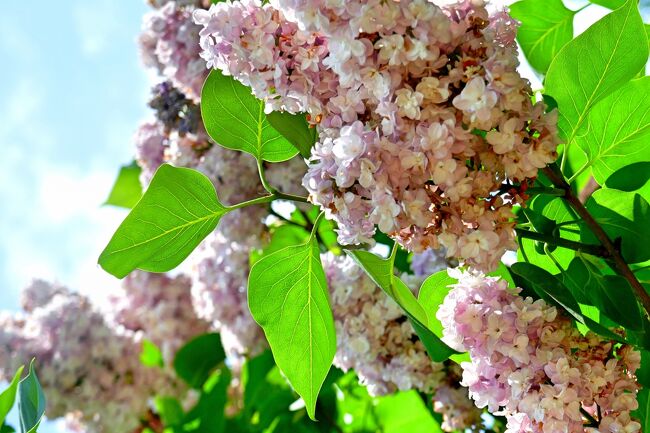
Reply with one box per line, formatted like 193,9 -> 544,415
0,1 -> 152,311
0,1 -> 151,432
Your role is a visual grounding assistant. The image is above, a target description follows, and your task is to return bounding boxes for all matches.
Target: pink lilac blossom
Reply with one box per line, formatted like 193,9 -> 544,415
437,270 -> 641,433
194,0 -> 560,272
0,281 -> 187,433
140,1 -> 207,101
108,271 -> 211,362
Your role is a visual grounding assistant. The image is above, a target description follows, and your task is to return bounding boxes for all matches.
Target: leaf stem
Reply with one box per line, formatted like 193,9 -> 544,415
228,195 -> 276,210
515,228 -> 608,258
311,211 -> 326,236
257,160 -> 277,194
542,164 -> 650,318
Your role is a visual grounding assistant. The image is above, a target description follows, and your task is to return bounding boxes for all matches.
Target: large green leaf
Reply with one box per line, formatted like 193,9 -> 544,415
545,0 -> 647,143
347,249 -> 428,325
511,263 -> 583,321
183,369 -> 230,433
248,228 -> 336,420
17,361 -> 45,433
104,161 -> 143,209
173,333 -> 226,389
510,0 -> 576,73
510,263 -> 624,342
575,77 -> 650,184
373,391 -> 443,433
590,0 -> 626,8
265,111 -> 317,159
347,248 -> 456,362
201,70 -> 298,162
0,367 -> 24,426
98,164 -> 231,278
582,189 -> 650,263
417,271 -> 455,338
562,256 -> 642,330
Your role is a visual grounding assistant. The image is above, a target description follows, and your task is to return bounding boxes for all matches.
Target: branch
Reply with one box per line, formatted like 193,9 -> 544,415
515,228 -> 609,258
542,164 -> 650,318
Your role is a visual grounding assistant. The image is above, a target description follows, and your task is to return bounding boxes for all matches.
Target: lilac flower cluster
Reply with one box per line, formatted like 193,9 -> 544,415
194,0 -> 559,272
437,271 -> 641,433
140,1 -> 207,101
0,281 -> 187,433
108,271 -> 210,362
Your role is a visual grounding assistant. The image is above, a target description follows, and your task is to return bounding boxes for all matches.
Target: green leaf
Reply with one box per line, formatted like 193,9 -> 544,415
374,391 -> 443,433
248,227 -> 336,420
575,77 -> 650,184
98,164 -> 231,278
201,70 -> 298,162
510,263 -> 624,341
562,256 -> 642,330
509,0 -> 576,73
0,366 -> 24,426
265,112 -> 317,159
17,361 -> 45,433
251,224 -> 310,266
154,397 -> 184,427
511,262 -> 583,321
241,350 -> 275,418
0,424 -> 15,433
590,0 -> 626,8
140,339 -> 164,368
183,369 -> 230,433
347,249 -> 428,325
582,189 -> 650,263
417,271 -> 455,338
347,248 -> 456,362
104,161 -> 143,209
605,162 -> 650,197
173,333 -> 226,389
545,0 -> 647,144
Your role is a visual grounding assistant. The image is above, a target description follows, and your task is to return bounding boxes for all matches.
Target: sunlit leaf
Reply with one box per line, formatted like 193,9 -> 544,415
265,111 -> 317,159
0,366 -> 24,426
99,164 -> 231,278
201,70 -> 298,162
510,0 -> 576,72
545,0 -> 647,143
575,77 -> 650,184
104,161 -> 143,209
248,228 -> 336,420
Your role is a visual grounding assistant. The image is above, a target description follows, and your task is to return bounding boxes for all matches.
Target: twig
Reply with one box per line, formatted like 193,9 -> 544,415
542,164 -> 650,318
